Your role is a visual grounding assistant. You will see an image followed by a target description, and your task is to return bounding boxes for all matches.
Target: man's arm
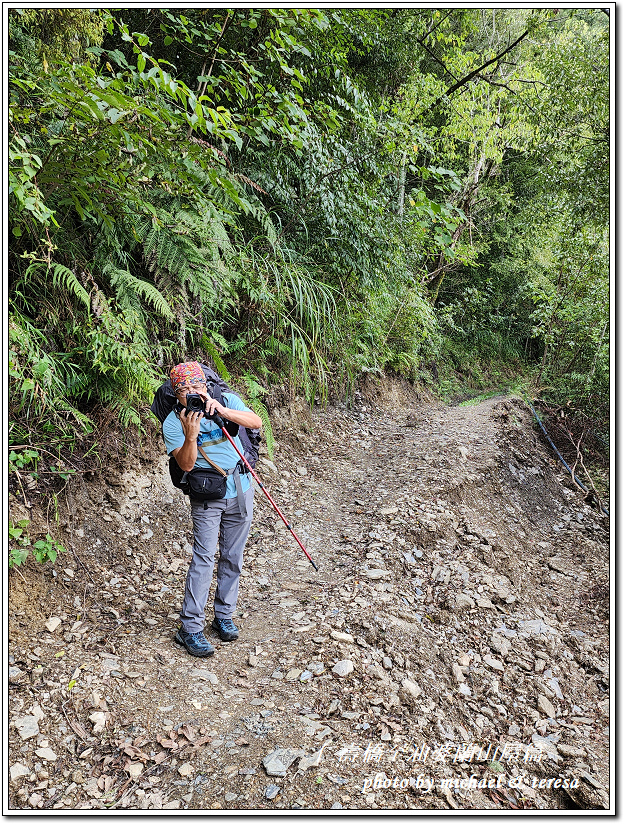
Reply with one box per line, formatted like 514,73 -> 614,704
170,409 -> 203,471
206,397 -> 262,430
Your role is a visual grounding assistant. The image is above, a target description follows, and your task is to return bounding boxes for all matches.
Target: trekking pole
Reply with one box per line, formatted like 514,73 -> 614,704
211,414 -> 319,571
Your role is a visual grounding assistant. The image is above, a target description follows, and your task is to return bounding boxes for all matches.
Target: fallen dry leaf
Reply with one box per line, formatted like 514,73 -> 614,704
123,744 -> 149,762
97,774 -> 114,792
179,725 -> 197,742
124,761 -> 144,779
69,719 -> 89,740
191,735 -> 213,749
157,736 -> 178,750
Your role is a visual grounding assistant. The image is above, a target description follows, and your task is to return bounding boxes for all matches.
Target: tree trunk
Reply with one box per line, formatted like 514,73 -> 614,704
426,151 -> 489,304
397,151 -> 407,221
587,321 -> 608,384
536,339 -> 550,386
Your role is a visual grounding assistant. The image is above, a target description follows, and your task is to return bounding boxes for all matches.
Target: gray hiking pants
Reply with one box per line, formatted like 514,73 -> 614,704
180,487 -> 254,633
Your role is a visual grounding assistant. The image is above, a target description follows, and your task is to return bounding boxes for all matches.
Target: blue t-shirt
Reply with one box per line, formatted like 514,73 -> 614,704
163,392 -> 252,499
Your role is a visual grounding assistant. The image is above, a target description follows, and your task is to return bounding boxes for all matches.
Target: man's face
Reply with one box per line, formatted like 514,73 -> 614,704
175,381 -> 208,408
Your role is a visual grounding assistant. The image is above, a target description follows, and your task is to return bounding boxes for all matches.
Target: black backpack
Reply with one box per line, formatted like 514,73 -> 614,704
150,364 -> 261,470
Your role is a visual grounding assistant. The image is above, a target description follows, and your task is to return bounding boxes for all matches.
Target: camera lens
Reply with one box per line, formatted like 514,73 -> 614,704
186,394 -> 205,414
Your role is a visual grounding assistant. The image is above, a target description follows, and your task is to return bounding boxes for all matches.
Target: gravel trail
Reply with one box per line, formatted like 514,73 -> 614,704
8,392 -> 610,810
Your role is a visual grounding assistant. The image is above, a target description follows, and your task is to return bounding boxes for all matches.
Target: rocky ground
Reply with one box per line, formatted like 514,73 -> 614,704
8,383 -> 611,811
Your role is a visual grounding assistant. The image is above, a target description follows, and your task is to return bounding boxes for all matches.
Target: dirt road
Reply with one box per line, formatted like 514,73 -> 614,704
8,391 -> 610,810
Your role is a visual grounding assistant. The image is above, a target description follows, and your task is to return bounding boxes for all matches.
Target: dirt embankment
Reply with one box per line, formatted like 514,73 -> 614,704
8,381 -> 610,811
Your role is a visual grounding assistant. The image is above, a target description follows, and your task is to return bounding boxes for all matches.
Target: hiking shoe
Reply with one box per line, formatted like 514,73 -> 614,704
211,617 -> 239,642
174,627 -> 215,657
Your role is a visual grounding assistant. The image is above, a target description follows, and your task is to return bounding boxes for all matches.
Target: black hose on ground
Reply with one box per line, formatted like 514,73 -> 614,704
528,403 -> 609,518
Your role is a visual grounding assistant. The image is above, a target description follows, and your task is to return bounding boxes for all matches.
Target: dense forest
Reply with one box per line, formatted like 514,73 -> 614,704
9,7 -> 609,462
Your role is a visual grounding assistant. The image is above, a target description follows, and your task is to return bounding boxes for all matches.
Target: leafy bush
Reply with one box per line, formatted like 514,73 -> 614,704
7,7 -> 608,457
8,519 -> 67,568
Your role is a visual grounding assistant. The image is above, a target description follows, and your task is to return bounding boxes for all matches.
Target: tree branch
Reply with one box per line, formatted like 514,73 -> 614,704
424,9 -> 455,39
415,37 -> 458,81
426,27 -> 531,113
187,11 -> 231,138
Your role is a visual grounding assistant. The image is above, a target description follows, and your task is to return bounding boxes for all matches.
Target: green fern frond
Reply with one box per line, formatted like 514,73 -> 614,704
27,262 -> 91,309
115,399 -> 143,430
201,335 -> 231,383
242,372 -> 268,398
246,396 -> 274,460
264,335 -> 291,358
104,263 -> 174,319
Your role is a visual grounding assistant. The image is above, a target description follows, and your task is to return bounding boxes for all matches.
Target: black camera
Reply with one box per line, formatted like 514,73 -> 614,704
185,393 -> 207,415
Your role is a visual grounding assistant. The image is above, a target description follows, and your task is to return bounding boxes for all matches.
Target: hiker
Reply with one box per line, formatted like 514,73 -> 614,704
163,361 -> 263,657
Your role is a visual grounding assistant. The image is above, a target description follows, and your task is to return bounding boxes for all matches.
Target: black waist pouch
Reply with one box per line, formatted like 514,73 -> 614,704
186,467 -> 228,502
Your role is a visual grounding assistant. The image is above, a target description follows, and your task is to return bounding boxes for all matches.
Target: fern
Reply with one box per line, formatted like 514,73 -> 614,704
201,335 -> 231,383
27,262 -> 91,309
104,263 -> 174,320
248,396 -> 274,459
242,372 -> 268,398
240,374 -> 275,459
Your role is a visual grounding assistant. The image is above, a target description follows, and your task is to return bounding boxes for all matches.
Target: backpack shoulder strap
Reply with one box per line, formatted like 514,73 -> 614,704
197,444 -> 227,477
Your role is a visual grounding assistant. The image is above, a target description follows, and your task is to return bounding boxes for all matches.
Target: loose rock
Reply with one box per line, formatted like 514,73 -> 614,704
332,660 -> 354,677
263,748 -> 305,777
14,716 -> 39,741
451,594 -> 475,612
34,748 -> 57,762
557,744 -> 586,758
10,764 -> 30,783
483,655 -> 504,672
452,663 -> 465,683
537,695 -> 556,718
330,630 -> 355,644
400,678 -> 422,702
364,569 -> 391,580
45,617 -> 62,633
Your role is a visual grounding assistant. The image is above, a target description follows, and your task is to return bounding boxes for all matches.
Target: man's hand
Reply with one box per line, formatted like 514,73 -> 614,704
212,401 -> 263,431
205,398 -> 227,419
209,399 -> 263,431
172,409 -> 202,471
180,408 -> 203,441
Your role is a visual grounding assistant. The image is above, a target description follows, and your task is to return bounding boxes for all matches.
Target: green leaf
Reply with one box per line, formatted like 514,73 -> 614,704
107,108 -> 126,124
9,546 -> 29,568
79,97 -> 105,121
